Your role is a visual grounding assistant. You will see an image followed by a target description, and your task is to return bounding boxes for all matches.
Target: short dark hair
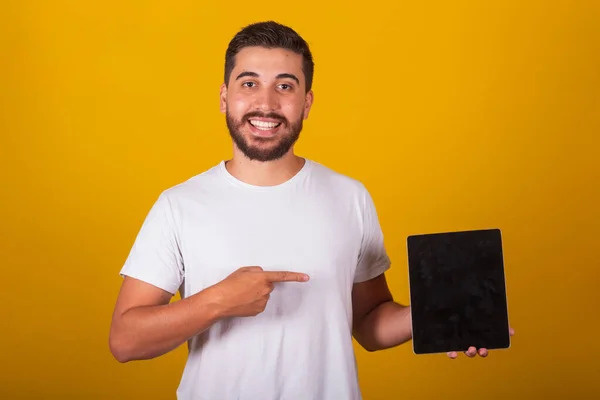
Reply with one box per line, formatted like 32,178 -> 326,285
224,21 -> 314,92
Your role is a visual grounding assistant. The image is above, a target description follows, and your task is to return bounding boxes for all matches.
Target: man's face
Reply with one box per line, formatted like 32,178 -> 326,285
220,46 -> 314,162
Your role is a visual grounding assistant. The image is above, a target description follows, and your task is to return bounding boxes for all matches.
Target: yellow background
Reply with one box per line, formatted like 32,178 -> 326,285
1,0 -> 599,398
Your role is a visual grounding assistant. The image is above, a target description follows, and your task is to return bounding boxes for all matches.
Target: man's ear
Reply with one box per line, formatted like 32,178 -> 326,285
303,90 -> 314,120
219,83 -> 227,113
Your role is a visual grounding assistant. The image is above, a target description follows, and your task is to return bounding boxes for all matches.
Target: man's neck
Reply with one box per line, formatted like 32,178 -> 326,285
225,151 -> 306,187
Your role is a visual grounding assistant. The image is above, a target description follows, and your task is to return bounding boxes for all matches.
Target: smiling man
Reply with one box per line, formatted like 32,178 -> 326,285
109,21 -> 511,400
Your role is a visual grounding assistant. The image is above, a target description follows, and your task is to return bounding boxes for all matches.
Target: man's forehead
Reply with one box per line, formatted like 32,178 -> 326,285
234,47 -> 303,70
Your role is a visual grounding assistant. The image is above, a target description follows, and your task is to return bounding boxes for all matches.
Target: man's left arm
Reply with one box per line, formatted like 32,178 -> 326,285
351,273 -> 412,352
351,186 -> 413,352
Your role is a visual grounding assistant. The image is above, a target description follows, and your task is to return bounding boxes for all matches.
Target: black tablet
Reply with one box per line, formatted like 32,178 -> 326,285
407,228 -> 511,355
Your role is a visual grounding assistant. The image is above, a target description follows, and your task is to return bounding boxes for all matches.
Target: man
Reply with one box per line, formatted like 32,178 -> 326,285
109,21 -> 513,399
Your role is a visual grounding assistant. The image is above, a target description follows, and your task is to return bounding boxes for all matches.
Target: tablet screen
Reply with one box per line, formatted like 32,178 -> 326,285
407,228 -> 511,354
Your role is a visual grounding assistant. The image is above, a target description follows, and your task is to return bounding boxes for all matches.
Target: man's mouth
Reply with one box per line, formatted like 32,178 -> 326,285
246,118 -> 284,138
248,119 -> 282,131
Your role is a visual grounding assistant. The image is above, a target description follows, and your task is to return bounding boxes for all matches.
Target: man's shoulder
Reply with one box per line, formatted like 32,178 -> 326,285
158,161 -> 224,201
308,159 -> 369,195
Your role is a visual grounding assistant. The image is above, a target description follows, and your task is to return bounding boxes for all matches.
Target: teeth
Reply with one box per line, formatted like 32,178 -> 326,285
250,120 -> 281,129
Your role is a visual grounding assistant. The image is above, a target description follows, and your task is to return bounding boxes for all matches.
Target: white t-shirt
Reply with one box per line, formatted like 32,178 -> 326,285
120,158 -> 391,400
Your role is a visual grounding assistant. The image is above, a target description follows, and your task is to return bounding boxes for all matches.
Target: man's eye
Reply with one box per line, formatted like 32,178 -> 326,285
242,82 -> 256,88
280,84 -> 291,90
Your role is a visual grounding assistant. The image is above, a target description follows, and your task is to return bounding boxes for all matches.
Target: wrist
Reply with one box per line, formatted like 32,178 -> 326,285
200,284 -> 230,321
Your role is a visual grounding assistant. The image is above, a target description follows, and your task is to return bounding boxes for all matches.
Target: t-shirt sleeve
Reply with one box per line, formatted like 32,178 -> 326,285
354,186 -> 391,283
119,191 -> 184,295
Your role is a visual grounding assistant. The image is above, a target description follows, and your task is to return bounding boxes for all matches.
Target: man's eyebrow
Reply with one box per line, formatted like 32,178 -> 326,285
235,71 -> 259,80
276,73 -> 300,85
235,71 -> 300,85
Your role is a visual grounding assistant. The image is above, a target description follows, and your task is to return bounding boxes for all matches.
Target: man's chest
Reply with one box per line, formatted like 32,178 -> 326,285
176,195 -> 363,295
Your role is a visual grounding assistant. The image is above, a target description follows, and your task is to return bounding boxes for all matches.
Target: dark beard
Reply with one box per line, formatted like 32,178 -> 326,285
226,110 -> 303,162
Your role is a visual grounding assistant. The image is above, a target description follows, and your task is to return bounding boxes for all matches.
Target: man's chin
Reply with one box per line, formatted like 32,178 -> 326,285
241,145 -> 287,162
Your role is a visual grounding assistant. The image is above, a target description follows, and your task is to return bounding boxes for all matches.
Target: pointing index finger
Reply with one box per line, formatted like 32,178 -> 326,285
263,271 -> 310,282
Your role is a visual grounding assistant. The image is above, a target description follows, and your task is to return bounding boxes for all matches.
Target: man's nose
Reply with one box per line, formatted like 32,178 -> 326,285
253,88 -> 279,111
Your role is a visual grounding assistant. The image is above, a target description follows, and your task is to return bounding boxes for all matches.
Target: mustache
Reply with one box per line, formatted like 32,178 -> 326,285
242,111 -> 287,124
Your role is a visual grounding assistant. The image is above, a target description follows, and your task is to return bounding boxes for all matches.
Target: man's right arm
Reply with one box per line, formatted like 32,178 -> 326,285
108,267 -> 309,363
108,276 -> 224,363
